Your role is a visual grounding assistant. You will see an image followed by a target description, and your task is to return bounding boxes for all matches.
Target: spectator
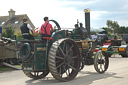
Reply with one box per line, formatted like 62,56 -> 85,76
20,18 -> 34,40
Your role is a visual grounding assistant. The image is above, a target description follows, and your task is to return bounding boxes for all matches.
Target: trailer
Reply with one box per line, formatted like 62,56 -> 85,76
0,37 -> 19,65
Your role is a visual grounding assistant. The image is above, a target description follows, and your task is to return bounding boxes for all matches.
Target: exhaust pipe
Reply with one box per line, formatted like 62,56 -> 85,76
84,9 -> 91,38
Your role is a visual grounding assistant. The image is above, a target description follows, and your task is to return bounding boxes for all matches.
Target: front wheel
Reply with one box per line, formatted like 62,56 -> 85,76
94,51 -> 109,73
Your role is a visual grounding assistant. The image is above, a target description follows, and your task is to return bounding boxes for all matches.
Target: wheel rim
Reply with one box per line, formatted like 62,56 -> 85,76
48,39 -> 81,81
23,71 -> 49,79
22,66 -> 49,79
94,51 -> 109,73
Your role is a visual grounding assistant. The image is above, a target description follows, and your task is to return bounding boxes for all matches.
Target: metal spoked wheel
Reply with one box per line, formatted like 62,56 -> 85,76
48,38 -> 81,81
94,51 -> 109,73
22,66 -> 49,79
23,71 -> 49,79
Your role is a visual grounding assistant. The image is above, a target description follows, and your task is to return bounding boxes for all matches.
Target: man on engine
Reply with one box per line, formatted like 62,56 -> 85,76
20,18 -> 34,40
40,17 -> 55,39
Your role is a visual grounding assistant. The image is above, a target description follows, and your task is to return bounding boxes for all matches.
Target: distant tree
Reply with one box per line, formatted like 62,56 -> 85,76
125,27 -> 128,33
101,27 -> 108,31
101,27 -> 112,33
108,32 -> 112,37
118,26 -> 126,34
14,30 -> 22,41
117,26 -> 128,34
106,20 -> 120,34
106,20 -> 113,28
2,26 -> 14,38
90,30 -> 100,35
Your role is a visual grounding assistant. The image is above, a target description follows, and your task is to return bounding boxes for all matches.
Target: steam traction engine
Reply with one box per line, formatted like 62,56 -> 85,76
19,9 -> 109,81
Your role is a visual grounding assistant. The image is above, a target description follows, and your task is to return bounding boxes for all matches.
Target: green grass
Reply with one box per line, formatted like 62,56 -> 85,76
0,65 -> 21,71
0,66 -> 13,71
14,65 -> 21,68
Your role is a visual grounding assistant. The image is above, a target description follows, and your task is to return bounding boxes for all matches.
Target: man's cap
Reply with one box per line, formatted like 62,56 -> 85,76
23,18 -> 28,21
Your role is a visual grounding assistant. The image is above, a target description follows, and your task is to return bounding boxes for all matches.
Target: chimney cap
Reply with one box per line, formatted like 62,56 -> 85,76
84,9 -> 90,13
9,9 -> 15,12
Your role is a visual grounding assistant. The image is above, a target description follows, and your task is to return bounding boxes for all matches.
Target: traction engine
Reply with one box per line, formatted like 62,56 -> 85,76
19,9 -> 109,81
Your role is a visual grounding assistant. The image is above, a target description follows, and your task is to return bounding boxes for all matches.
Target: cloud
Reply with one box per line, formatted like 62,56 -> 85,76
0,0 -> 128,30
55,0 -> 128,28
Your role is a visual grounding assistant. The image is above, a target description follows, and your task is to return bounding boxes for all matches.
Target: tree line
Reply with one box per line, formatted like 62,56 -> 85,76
102,20 -> 128,34
91,20 -> 128,35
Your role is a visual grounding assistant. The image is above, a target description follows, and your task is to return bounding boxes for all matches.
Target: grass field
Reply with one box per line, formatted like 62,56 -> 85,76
0,65 -> 21,71
0,66 -> 13,71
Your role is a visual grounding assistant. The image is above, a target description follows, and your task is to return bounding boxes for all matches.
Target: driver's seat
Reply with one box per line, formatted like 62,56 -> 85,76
42,37 -> 52,40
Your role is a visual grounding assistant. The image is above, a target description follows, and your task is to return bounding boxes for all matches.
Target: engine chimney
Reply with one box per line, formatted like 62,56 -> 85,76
84,9 -> 90,37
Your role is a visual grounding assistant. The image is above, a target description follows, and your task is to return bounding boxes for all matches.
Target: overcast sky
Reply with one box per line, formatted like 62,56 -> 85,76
0,0 -> 128,31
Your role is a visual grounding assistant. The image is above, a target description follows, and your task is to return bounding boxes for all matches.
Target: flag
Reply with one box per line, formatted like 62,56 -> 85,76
33,27 -> 41,36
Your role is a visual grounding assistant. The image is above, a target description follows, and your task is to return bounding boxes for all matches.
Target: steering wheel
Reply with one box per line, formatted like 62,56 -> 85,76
49,20 -> 61,32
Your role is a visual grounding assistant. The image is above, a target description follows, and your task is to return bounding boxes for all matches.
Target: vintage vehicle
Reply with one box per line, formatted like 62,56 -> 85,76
19,9 -> 109,81
101,39 -> 128,57
93,32 -> 128,57
0,37 -> 19,65
96,33 -> 128,57
101,43 -> 128,58
97,33 -> 128,58
122,34 -> 128,43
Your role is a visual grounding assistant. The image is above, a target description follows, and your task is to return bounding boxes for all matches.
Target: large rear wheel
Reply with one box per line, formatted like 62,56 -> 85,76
48,38 -> 81,81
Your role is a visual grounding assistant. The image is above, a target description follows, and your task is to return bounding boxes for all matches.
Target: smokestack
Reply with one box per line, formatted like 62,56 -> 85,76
84,9 -> 90,37
8,9 -> 15,19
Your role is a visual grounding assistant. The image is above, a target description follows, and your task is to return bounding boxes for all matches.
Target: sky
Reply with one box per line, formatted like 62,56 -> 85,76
0,0 -> 128,31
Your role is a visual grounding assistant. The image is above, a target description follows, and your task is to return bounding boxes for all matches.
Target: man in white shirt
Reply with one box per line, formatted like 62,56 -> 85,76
20,18 -> 34,40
